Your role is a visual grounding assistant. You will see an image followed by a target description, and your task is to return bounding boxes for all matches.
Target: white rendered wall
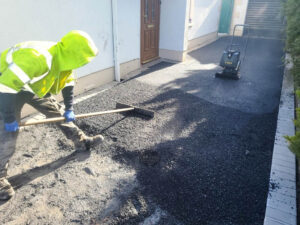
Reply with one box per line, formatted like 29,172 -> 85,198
117,0 -> 140,64
188,0 -> 222,41
159,0 -> 188,52
0,0 -> 140,78
230,0 -> 249,35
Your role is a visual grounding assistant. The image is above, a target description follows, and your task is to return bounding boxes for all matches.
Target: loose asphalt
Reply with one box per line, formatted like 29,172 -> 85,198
74,37 -> 285,224
0,37 -> 285,225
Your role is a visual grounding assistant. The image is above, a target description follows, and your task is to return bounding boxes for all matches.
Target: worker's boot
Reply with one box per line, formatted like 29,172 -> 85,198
76,134 -> 104,151
60,122 -> 104,151
0,178 -> 15,201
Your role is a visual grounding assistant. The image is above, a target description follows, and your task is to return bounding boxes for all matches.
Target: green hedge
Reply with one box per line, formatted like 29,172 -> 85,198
285,91 -> 300,156
285,0 -> 300,86
285,0 -> 300,155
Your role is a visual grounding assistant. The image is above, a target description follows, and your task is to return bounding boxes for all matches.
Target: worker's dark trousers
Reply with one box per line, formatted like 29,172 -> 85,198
0,91 -> 86,179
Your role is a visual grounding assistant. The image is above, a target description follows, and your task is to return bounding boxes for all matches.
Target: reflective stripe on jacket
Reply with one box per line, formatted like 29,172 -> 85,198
0,42 -> 74,97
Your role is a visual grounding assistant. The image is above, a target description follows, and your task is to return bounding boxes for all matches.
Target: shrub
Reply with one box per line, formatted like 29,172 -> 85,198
285,0 -> 300,86
285,91 -> 300,156
285,0 -> 300,154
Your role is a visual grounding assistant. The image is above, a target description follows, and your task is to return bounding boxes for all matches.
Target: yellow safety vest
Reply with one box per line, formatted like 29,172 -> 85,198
0,30 -> 98,98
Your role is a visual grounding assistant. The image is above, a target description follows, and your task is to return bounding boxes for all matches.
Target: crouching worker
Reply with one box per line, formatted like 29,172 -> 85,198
0,30 -> 104,201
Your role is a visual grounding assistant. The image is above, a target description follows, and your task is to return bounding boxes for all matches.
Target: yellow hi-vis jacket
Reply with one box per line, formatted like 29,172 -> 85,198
0,30 -> 98,98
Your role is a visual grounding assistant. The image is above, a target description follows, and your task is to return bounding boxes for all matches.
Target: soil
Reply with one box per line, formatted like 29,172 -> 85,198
0,37 -> 283,225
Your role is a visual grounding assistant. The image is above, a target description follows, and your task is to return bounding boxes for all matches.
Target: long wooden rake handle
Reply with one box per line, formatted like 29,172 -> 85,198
19,107 -> 134,127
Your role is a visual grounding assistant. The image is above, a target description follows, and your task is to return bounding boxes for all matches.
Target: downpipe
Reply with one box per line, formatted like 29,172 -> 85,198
111,0 -> 120,82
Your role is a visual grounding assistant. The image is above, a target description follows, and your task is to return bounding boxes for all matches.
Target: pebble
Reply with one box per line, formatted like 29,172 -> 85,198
83,167 -> 95,176
54,172 -> 60,179
23,154 -> 33,158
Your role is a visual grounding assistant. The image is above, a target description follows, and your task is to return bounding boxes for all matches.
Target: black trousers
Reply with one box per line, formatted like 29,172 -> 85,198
0,91 -> 86,178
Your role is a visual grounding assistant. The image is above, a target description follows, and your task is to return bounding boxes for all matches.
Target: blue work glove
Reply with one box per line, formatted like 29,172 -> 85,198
64,110 -> 75,122
4,121 -> 19,132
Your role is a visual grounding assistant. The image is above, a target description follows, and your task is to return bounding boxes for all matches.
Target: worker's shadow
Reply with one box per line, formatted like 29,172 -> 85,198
4,150 -> 90,201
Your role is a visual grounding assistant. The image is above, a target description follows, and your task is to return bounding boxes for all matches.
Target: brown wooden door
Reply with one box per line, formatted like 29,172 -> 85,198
141,0 -> 160,64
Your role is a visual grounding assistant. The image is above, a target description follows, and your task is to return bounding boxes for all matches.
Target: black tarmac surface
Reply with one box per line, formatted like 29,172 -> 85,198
72,37 -> 284,224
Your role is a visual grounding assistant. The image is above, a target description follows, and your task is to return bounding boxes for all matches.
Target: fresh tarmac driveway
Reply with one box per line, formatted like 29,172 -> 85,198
140,37 -> 284,114
0,37 -> 284,225
129,37 -> 284,224
87,37 -> 284,224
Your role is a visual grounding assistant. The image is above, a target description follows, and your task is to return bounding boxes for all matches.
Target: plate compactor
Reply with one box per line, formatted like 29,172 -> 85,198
215,24 -> 249,80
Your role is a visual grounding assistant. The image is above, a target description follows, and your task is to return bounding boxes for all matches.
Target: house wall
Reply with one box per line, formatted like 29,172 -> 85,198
186,0 -> 222,52
230,0 -> 249,35
158,0 -> 222,60
159,0 -> 188,61
188,0 -> 222,41
116,0 -> 141,66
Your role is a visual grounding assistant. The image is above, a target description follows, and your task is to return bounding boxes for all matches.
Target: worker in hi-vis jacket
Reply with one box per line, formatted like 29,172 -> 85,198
0,30 -> 104,201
